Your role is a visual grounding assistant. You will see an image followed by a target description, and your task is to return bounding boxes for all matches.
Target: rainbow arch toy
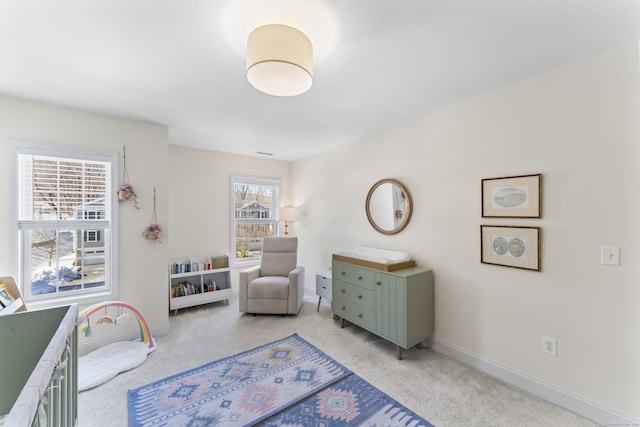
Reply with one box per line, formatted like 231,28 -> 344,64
79,301 -> 156,351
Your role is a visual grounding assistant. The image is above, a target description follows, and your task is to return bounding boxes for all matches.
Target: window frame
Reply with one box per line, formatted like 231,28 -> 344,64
230,176 -> 281,267
8,139 -> 119,309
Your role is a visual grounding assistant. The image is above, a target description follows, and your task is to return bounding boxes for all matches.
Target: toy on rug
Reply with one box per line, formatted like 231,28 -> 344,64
78,301 -> 157,392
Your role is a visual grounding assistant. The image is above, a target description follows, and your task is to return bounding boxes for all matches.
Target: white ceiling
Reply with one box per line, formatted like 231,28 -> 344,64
1,0 -> 639,161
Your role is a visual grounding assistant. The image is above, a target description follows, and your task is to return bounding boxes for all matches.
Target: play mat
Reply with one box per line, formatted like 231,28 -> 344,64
78,301 -> 156,392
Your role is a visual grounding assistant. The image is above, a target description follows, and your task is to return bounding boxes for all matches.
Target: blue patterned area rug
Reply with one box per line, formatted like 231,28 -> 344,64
128,334 -> 433,427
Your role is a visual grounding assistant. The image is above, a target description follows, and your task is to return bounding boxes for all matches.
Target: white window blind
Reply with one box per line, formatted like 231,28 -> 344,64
18,154 -> 110,227
11,140 -> 118,305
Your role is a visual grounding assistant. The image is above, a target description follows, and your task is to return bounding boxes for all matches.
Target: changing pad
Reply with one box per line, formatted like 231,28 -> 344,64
333,247 -> 415,271
334,247 -> 411,264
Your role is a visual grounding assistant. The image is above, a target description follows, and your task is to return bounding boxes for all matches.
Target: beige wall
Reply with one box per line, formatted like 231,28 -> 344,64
293,42 -> 640,418
167,145 -> 291,286
0,95 -> 170,347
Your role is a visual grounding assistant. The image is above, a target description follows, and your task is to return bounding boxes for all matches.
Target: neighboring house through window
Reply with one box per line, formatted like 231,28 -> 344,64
231,176 -> 280,265
8,140 -> 118,306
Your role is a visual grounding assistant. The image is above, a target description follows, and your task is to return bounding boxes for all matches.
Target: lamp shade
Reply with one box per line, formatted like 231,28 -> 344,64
277,206 -> 297,222
246,24 -> 313,97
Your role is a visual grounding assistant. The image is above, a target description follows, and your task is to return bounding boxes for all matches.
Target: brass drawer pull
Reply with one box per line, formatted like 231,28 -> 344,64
358,276 -> 363,280
357,313 -> 363,318
340,306 -> 346,311
357,294 -> 363,299
376,281 -> 381,286
341,271 -> 346,275
340,289 -> 346,293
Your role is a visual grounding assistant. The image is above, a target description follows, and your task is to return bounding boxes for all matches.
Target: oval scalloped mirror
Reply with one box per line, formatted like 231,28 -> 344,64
365,179 -> 413,235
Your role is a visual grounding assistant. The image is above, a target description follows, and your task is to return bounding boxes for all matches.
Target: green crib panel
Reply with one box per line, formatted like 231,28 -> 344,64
0,306 -> 73,416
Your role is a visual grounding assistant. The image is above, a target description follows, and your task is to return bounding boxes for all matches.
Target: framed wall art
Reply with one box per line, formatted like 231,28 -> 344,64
481,225 -> 541,271
482,174 -> 541,218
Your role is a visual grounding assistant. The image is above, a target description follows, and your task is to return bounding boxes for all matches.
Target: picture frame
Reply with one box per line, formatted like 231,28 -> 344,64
481,174 -> 542,218
481,225 -> 541,271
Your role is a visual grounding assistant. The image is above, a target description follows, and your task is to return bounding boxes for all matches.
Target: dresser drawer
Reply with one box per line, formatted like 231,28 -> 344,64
333,261 -> 376,290
333,279 -> 374,309
333,295 -> 375,331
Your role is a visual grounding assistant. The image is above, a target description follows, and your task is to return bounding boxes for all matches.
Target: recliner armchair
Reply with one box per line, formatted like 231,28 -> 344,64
239,237 -> 305,315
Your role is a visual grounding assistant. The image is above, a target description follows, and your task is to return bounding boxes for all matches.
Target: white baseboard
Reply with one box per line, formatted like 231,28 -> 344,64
429,338 -> 639,426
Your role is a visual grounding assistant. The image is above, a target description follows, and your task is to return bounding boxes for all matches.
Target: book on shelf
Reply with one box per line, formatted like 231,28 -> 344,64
211,255 -> 229,269
193,261 -> 207,272
170,255 -> 229,276
191,257 -> 211,272
170,261 -> 195,275
0,282 -> 25,315
171,280 -> 210,298
204,280 -> 218,293
0,283 -> 17,307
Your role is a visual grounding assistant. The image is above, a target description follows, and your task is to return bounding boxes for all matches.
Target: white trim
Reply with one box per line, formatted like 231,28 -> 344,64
6,141 -> 19,278
7,139 -> 119,304
429,338 -> 639,426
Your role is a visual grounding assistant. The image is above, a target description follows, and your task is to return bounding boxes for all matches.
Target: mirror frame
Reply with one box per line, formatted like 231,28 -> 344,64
365,178 -> 413,235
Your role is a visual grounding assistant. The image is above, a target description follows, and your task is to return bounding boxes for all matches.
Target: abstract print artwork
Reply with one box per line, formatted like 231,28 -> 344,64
481,225 -> 541,271
482,174 -> 542,218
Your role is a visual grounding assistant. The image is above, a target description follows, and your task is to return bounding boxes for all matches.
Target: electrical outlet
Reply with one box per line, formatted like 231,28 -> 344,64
543,336 -> 557,357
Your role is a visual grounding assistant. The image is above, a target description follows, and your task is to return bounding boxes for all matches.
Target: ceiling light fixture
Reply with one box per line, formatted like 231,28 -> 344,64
246,24 -> 313,97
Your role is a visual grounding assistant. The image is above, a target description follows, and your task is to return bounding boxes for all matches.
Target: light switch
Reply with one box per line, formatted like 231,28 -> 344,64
601,246 -> 620,266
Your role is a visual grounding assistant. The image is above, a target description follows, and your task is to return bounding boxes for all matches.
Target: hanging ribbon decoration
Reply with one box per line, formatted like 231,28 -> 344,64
142,187 -> 162,242
118,145 -> 140,209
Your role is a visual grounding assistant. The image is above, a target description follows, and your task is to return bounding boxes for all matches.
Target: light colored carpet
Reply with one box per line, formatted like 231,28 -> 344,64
78,296 -> 598,427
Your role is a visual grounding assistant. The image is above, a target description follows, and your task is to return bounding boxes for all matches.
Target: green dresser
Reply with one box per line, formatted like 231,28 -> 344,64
332,259 -> 434,359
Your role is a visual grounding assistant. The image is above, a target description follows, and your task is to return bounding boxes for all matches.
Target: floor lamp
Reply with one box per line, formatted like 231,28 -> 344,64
277,206 -> 297,236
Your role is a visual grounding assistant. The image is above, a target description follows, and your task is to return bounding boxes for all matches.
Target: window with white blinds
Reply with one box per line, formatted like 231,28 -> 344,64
10,140 -> 118,304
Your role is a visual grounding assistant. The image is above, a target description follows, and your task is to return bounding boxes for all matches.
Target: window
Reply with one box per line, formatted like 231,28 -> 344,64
83,209 -> 103,243
9,140 -> 118,305
231,176 -> 280,264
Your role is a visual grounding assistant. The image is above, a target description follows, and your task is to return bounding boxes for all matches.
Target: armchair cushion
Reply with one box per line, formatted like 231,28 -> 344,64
247,276 -> 290,299
260,237 -> 297,276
